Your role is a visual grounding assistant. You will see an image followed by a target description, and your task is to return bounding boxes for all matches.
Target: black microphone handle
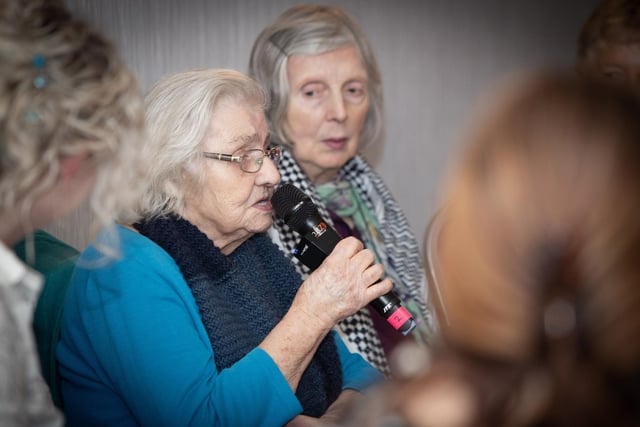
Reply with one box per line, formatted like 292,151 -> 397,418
271,183 -> 417,335
290,221 -> 417,336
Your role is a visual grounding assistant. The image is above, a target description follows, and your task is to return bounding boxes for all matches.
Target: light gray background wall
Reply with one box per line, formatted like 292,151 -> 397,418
53,0 -> 598,251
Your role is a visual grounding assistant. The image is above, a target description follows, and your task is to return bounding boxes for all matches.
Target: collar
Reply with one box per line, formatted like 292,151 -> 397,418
0,240 -> 29,287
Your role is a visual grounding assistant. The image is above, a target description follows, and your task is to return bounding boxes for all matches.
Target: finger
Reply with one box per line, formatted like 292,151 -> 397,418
331,236 -> 363,258
366,278 -> 394,301
363,262 -> 385,285
350,247 -> 376,270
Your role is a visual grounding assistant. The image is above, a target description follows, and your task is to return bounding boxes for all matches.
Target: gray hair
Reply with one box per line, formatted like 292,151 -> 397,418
248,4 -> 383,149
137,68 -> 267,219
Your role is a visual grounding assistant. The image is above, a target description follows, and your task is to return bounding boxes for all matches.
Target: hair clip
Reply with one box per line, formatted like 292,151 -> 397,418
24,54 -> 47,123
32,54 -> 48,89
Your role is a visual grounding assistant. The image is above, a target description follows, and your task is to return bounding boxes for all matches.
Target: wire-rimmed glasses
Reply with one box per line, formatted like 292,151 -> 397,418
203,145 -> 282,173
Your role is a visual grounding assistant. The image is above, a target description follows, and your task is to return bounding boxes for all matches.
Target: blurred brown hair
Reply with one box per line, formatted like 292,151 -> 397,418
419,71 -> 640,426
577,0 -> 640,64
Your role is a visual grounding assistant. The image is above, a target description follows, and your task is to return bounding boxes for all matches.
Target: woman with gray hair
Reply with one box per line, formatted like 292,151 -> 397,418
249,4 -> 434,376
57,68 -> 391,426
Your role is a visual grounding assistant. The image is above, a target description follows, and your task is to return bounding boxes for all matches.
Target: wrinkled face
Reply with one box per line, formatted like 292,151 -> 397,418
181,100 -> 280,254
284,45 -> 369,184
585,43 -> 640,93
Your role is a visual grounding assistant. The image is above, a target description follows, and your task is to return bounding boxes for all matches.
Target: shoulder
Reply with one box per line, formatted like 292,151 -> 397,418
72,224 -> 184,291
83,224 -> 173,267
13,230 -> 79,269
64,225 -> 196,326
343,155 -> 390,191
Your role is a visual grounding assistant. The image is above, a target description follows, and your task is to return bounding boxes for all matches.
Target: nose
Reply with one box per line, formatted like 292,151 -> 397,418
256,154 -> 281,187
326,92 -> 347,122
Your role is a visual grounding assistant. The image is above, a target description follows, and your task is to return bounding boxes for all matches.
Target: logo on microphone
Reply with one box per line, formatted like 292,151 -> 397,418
293,243 -> 310,257
311,222 -> 328,238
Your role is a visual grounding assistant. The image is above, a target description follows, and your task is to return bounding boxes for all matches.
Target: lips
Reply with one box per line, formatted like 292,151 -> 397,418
322,137 -> 348,149
254,197 -> 273,210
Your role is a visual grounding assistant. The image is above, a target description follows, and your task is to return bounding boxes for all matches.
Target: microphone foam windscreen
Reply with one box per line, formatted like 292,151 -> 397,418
271,184 -> 306,219
271,184 -> 320,232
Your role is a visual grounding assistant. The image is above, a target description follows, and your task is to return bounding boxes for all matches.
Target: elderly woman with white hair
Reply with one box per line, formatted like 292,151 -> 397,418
57,68 -> 391,426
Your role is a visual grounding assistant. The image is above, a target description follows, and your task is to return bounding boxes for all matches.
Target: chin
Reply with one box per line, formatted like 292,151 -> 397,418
326,158 -> 353,172
334,148 -> 357,162
253,217 -> 273,234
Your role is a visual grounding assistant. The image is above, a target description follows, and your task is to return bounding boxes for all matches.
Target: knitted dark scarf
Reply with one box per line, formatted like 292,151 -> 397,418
134,216 -> 342,416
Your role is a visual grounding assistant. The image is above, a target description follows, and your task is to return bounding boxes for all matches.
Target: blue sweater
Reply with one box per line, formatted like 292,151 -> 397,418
57,225 -> 381,426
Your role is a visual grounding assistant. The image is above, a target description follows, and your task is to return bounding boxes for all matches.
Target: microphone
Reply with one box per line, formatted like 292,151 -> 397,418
272,183 -> 416,336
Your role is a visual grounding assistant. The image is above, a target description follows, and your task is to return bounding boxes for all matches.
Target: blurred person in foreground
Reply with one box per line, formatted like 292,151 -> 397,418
57,68 -> 391,427
0,0 -> 145,425
343,71 -> 640,427
576,0 -> 640,94
249,4 -> 434,377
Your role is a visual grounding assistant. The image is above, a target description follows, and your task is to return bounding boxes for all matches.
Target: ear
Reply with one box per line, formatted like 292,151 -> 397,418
59,152 -> 90,181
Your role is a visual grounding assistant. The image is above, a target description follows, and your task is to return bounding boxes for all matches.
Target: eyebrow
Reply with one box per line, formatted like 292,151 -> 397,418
227,132 -> 269,149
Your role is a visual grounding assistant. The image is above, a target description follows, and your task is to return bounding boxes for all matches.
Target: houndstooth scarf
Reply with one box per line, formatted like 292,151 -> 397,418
268,148 -> 434,375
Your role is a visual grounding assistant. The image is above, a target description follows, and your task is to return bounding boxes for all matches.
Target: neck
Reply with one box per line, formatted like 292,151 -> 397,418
216,239 -> 245,256
178,211 -> 247,256
0,211 -> 30,246
301,164 -> 340,185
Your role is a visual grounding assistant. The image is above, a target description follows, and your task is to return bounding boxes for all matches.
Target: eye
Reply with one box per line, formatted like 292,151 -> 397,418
301,83 -> 325,98
344,82 -> 367,103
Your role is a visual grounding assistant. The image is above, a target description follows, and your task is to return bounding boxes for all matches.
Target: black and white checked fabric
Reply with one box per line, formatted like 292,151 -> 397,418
268,148 -> 434,376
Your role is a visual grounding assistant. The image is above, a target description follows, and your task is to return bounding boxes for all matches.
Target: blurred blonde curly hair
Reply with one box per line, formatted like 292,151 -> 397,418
0,0 -> 147,234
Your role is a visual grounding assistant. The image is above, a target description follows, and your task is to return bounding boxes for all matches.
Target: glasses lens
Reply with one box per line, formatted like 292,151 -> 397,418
240,149 -> 264,173
238,146 -> 282,172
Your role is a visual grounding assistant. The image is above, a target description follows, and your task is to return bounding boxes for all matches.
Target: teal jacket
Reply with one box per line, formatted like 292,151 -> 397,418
57,225 -> 381,426
13,230 -> 79,409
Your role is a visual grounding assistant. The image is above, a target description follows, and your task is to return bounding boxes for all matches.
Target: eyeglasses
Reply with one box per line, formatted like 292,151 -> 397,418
203,145 -> 282,173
